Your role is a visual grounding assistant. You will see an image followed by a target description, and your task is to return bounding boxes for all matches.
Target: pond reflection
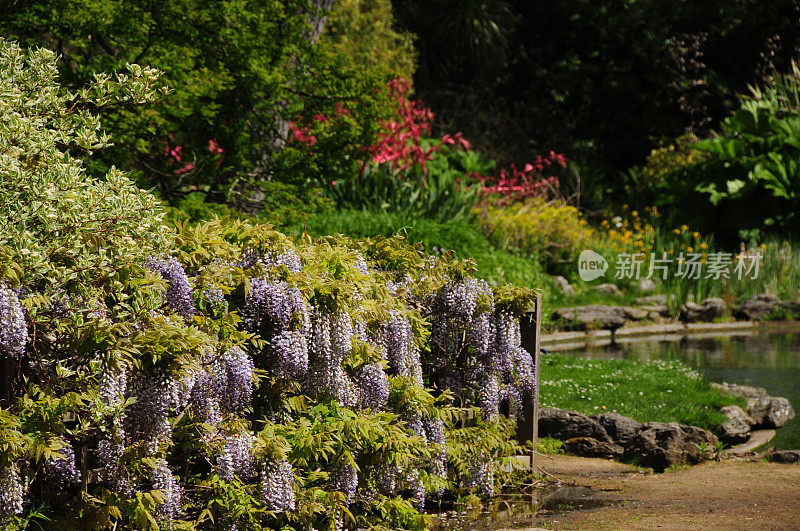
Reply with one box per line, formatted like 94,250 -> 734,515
564,330 -> 800,449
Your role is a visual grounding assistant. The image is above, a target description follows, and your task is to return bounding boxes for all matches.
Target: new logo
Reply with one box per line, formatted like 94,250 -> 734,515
578,250 -> 608,281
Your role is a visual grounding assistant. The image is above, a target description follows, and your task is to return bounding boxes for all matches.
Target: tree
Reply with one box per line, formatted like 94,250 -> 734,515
0,0 -> 398,205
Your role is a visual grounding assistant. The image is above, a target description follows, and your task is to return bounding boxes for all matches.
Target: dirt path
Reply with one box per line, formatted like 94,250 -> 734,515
533,455 -> 800,530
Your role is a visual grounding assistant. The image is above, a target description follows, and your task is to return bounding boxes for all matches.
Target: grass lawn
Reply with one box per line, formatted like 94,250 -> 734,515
539,352 -> 745,429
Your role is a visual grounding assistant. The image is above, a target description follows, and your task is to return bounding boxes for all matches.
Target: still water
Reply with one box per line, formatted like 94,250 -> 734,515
561,330 -> 800,449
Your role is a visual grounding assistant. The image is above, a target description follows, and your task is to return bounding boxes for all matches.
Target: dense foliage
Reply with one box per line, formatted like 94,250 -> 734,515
0,0 -> 402,205
656,62 -> 800,244
394,0 -> 800,198
0,41 -> 539,529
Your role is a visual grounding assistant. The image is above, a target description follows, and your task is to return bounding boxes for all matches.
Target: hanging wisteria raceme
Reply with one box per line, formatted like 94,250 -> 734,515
216,430 -> 255,481
124,372 -> 177,454
261,458 -> 295,512
150,458 -> 182,522
202,284 -> 228,314
372,461 -> 399,497
219,346 -> 256,413
244,279 -> 311,378
0,464 -> 23,523
463,450 -> 494,497
356,362 -> 390,411
331,462 -> 358,505
99,362 -> 127,407
97,435 -> 131,495
270,330 -> 309,378
0,284 -> 26,359
309,310 -> 358,406
380,311 -> 423,387
489,313 -> 536,417
424,418 -> 447,494
239,249 -> 303,274
144,256 -> 194,319
244,280 -> 308,335
263,249 -> 303,273
478,372 -> 500,421
188,346 -> 256,429
46,440 -> 81,487
405,467 -> 425,509
428,279 -> 495,414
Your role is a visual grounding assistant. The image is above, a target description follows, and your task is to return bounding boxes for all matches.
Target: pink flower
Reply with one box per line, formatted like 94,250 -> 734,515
207,139 -> 224,155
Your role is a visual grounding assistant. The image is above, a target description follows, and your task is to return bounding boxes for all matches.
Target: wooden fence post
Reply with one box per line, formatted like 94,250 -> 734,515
518,292 -> 543,472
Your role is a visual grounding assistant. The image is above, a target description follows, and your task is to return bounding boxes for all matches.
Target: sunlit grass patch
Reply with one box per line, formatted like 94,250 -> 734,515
539,353 -> 745,429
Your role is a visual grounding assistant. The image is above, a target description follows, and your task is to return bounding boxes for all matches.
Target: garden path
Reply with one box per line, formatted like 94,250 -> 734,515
533,454 -> 800,530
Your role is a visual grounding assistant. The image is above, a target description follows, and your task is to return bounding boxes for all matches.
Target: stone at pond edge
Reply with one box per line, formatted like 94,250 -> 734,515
623,422 -> 718,473
747,396 -> 795,429
538,408 -> 612,442
564,437 -> 624,459
679,297 -> 726,323
595,283 -> 621,296
551,305 -> 626,331
768,450 -> 800,464
553,275 -> 575,296
593,412 -> 642,447
715,406 -> 755,444
635,294 -> 667,306
734,294 -> 779,321
711,382 -> 767,399
539,408 -> 719,473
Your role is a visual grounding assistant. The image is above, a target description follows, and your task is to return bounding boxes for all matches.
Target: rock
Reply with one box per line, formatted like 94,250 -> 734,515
769,450 -> 800,464
553,275 -> 575,296
595,283 -> 621,296
715,406 -> 755,444
538,408 -> 612,442
635,294 -> 667,306
564,437 -> 624,459
748,396 -> 795,428
618,306 -> 649,321
711,382 -> 767,399
679,297 -> 726,323
592,412 -> 642,447
639,304 -> 670,316
734,294 -> 780,321
779,300 -> 800,317
624,422 -> 718,472
638,278 -> 656,294
551,306 -> 627,331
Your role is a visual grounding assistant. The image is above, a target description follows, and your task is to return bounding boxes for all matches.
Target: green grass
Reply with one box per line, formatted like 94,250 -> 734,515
288,209 -> 558,300
539,352 -> 745,429
536,437 -> 565,455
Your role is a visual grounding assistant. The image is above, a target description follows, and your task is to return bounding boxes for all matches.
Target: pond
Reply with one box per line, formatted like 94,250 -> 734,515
558,329 -> 800,449
429,484 -> 619,530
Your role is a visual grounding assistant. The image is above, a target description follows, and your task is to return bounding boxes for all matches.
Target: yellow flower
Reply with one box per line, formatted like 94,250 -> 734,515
687,246 -> 694,253
668,249 -> 674,254
681,224 -> 689,232
699,242 -> 708,250
632,210 -> 639,217
760,243 -> 767,250
673,228 -> 681,235
692,231 -> 700,239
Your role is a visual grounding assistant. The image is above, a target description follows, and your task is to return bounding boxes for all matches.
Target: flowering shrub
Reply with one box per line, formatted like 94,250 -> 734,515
0,41 -> 536,530
476,199 -> 594,275
477,153 -> 567,205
